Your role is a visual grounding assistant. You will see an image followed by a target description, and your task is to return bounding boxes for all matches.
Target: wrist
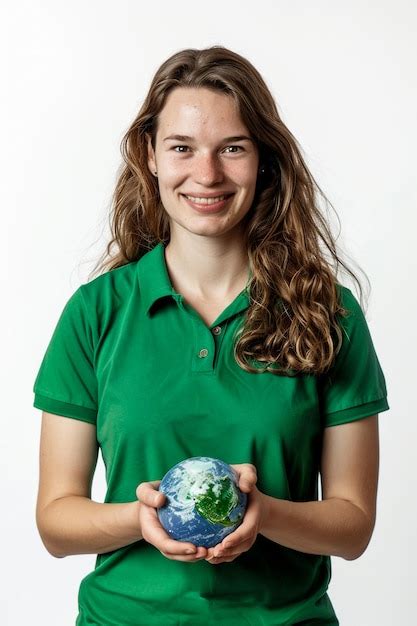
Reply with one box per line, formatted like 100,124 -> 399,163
122,500 -> 143,542
259,492 -> 272,536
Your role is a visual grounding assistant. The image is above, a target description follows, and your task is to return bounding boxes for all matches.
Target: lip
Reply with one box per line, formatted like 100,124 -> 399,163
182,193 -> 234,213
182,192 -> 234,198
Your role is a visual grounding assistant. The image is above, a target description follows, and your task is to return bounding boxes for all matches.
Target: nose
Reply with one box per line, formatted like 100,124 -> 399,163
193,153 -> 224,186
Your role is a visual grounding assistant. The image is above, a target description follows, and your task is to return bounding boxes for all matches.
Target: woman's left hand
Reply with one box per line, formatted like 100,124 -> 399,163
204,463 -> 269,565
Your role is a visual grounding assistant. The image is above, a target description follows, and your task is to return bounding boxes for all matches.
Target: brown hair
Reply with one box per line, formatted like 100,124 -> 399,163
87,45 -> 370,376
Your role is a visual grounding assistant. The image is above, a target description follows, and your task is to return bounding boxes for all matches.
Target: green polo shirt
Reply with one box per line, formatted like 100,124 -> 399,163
33,242 -> 389,626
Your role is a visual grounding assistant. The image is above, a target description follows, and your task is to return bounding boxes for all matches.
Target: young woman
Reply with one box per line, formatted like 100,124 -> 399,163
33,46 -> 389,625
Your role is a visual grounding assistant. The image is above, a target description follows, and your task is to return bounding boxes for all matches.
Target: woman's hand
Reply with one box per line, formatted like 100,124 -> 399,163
204,470 -> 269,565
136,480 -> 208,562
135,463 -> 265,564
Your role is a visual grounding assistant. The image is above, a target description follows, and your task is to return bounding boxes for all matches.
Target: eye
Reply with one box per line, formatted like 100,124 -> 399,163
172,145 -> 244,154
224,146 -> 244,153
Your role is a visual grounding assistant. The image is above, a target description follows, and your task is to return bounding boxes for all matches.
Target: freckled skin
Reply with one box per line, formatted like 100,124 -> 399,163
146,86 -> 260,243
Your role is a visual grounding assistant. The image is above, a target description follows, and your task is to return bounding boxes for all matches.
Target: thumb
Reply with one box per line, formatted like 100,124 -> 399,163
229,463 -> 258,493
136,480 -> 166,507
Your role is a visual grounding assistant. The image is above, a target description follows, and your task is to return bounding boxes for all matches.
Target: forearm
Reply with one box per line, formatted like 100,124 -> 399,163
37,496 -> 143,558
260,495 -> 372,561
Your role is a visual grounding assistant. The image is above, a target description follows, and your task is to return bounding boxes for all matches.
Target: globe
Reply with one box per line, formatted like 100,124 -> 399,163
157,456 -> 248,548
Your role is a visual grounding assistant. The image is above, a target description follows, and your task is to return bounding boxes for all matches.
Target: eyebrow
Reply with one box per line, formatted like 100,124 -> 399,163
163,134 -> 254,143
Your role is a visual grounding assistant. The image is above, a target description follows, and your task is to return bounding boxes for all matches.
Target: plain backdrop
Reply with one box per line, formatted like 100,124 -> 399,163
1,0 -> 416,624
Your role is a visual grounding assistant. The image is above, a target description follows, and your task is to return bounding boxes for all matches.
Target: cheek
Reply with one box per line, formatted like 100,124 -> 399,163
158,168 -> 184,202
228,167 -> 258,193
157,158 -> 258,202
161,155 -> 186,178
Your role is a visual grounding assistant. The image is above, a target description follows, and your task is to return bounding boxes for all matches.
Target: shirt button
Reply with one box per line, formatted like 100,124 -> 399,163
212,326 -> 222,335
198,348 -> 209,358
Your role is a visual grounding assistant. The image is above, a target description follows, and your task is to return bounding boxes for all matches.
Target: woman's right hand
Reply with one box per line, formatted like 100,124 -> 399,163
136,480 -> 209,562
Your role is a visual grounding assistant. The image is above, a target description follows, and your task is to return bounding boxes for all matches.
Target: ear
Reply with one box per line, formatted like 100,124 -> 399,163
145,132 -> 156,176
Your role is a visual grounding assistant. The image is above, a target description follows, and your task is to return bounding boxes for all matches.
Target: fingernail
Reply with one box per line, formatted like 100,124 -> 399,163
185,548 -> 196,554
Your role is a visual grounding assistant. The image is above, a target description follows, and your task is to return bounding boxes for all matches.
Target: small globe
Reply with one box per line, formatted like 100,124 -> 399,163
157,456 -> 247,548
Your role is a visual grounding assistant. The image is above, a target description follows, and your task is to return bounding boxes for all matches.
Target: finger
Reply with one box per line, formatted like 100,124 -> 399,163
163,544 -> 208,562
161,545 -> 208,562
221,529 -> 253,553
207,555 -> 237,564
219,510 -> 257,554
207,542 -> 241,559
206,536 -> 254,565
206,542 -> 239,559
206,549 -> 239,564
136,481 -> 166,507
204,493 -> 255,560
205,488 -> 259,563
205,547 -> 217,560
230,463 -> 257,492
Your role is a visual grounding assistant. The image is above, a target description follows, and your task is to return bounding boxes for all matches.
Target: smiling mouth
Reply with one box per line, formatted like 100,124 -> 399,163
181,193 -> 234,206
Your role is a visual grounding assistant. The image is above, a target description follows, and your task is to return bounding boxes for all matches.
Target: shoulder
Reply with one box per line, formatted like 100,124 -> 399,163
77,260 -> 139,312
330,283 -> 377,366
335,283 -> 365,326
336,283 -> 360,309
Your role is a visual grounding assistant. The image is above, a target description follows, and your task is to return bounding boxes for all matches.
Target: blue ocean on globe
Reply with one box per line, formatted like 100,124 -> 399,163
157,456 -> 248,548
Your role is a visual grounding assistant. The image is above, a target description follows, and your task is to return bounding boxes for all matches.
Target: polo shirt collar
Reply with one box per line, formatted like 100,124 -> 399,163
138,241 -> 251,321
138,242 -> 177,315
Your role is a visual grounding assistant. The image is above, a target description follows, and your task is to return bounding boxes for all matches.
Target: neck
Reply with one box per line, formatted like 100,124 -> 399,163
164,232 -> 250,300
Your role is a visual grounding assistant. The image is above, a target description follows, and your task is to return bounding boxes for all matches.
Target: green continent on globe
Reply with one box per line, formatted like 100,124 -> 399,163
195,474 -> 242,527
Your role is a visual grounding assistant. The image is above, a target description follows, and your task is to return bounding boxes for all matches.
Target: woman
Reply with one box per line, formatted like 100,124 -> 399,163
33,46 -> 389,625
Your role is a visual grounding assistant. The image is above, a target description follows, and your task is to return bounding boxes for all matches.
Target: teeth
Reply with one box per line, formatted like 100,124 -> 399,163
185,194 -> 229,205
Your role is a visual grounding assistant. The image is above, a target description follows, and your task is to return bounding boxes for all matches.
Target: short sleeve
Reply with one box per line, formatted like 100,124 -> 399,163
318,286 -> 390,427
32,286 -> 98,424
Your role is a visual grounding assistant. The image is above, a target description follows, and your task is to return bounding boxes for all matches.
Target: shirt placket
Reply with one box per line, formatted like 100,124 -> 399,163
176,290 -> 249,373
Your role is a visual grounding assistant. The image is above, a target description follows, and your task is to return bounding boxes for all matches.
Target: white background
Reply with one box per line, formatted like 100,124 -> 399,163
1,0 -> 416,624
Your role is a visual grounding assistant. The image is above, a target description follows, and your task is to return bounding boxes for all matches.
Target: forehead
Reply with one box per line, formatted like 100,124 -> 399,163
157,87 -> 246,134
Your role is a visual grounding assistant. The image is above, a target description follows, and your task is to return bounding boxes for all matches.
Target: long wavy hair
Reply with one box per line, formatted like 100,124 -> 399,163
87,45 -> 370,376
